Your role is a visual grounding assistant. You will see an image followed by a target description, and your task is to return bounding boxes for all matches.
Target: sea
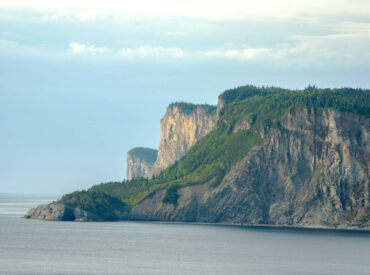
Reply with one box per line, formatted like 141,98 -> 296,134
0,194 -> 369,275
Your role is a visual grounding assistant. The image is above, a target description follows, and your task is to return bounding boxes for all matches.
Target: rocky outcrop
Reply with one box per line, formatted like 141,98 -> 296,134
127,109 -> 370,229
126,147 -> 158,180
149,103 -> 217,177
24,203 -> 97,221
217,96 -> 226,117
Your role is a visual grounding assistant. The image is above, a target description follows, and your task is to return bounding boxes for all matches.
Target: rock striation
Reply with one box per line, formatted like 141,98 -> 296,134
126,103 -> 217,179
127,109 -> 370,229
126,147 -> 158,180
149,103 -> 217,177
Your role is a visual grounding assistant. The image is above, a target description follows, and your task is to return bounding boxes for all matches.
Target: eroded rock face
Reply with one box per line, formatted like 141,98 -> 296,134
129,109 -> 370,229
126,147 -> 158,180
149,103 -> 217,177
25,108 -> 370,229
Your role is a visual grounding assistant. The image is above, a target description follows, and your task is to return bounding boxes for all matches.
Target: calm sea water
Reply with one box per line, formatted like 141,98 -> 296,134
0,194 -> 369,275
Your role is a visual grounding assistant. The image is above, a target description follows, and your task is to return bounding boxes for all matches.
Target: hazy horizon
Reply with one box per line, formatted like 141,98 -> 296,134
1,0 -> 370,194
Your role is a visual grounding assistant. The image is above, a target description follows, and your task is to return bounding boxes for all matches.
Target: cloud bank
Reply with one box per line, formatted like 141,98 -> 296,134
0,0 -> 369,68
1,0 -> 370,22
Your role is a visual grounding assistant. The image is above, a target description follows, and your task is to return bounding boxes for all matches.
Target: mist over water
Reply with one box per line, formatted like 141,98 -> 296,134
0,194 -> 369,275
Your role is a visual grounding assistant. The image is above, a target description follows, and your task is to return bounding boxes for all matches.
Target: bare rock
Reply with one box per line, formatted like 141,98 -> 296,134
149,103 -> 217,177
126,147 -> 157,180
129,109 -> 370,229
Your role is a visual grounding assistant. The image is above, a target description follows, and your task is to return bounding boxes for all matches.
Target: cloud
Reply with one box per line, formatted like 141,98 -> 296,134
69,42 -> 113,55
119,46 -> 184,58
69,42 -> 86,54
2,32 -> 370,68
0,39 -> 185,60
1,0 -> 369,23
204,48 -> 272,60
68,42 -> 184,58
200,29 -> 370,67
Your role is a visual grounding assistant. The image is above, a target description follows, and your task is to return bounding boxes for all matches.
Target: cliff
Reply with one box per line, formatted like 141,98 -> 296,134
128,108 -> 369,229
149,103 -> 217,177
126,103 -> 217,179
25,86 -> 370,229
126,147 -> 158,180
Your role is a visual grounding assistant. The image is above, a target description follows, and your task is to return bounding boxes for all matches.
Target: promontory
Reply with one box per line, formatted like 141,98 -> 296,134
25,85 -> 370,230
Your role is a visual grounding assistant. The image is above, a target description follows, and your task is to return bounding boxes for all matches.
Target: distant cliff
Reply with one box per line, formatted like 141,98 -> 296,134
126,147 -> 158,180
126,103 -> 217,179
25,86 -> 370,229
149,103 -> 217,177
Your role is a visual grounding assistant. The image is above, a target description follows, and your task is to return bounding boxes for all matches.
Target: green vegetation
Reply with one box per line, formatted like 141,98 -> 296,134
90,179 -> 167,206
60,190 -> 129,220
57,85 -> 370,214
128,147 -> 158,164
158,128 -> 261,189
169,102 -> 217,115
163,185 -> 179,207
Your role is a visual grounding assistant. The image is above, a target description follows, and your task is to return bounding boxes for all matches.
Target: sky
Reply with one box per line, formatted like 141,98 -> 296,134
1,0 -> 370,195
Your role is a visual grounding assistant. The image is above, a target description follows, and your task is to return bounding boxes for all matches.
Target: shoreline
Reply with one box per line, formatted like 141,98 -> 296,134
122,220 -> 370,233
25,215 -> 370,233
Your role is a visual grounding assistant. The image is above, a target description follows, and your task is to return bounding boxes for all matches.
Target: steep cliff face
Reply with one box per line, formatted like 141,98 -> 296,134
149,103 -> 217,177
24,86 -> 370,229
128,109 -> 369,229
126,147 -> 158,180
216,97 -> 226,117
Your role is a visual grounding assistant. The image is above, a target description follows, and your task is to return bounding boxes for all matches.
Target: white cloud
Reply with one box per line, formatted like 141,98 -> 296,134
2,34 -> 370,68
69,42 -> 86,54
69,42 -> 114,55
119,46 -> 184,58
68,42 -> 184,58
0,39 -> 185,60
204,48 -> 272,60
200,29 -> 370,67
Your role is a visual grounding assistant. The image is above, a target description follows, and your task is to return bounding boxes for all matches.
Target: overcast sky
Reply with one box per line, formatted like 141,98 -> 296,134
1,0 -> 370,195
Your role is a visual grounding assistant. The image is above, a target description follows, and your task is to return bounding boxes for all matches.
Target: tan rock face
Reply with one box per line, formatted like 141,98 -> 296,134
216,97 -> 226,117
149,104 -> 217,177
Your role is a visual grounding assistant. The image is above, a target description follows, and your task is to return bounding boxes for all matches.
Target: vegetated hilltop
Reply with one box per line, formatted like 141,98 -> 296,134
25,85 -> 370,229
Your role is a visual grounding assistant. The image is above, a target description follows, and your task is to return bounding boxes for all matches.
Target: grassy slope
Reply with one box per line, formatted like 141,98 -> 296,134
59,86 -> 370,215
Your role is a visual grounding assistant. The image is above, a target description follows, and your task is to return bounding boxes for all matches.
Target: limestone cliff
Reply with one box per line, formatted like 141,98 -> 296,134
128,109 -> 370,229
126,147 -> 157,180
24,86 -> 370,229
149,103 -> 217,177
